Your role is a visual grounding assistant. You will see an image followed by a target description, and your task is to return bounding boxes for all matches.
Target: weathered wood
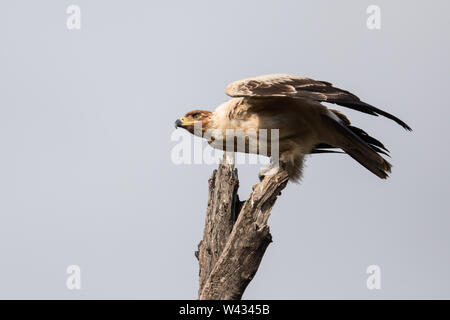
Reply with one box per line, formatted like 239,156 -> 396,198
196,158 -> 241,296
197,156 -> 289,300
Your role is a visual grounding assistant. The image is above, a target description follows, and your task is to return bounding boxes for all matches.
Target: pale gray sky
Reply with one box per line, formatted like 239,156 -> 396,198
0,0 -> 449,299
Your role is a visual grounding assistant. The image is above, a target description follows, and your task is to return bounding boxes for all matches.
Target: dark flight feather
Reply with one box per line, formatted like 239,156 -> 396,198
320,114 -> 392,179
226,74 -> 411,131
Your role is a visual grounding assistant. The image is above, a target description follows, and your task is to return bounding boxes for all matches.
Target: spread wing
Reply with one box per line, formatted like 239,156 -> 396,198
225,74 -> 411,130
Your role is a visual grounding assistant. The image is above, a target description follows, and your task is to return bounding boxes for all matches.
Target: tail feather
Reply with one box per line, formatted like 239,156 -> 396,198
321,113 -> 392,179
343,144 -> 392,179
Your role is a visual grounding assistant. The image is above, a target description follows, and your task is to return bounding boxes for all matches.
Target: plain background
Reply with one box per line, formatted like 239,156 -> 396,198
0,0 -> 449,299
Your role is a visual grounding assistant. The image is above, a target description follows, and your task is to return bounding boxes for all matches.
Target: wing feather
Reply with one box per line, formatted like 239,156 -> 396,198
226,74 -> 411,131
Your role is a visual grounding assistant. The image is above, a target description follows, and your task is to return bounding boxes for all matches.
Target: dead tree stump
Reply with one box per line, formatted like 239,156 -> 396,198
196,156 -> 289,300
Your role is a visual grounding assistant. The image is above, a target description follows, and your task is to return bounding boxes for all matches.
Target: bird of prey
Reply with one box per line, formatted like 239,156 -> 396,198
175,74 -> 410,182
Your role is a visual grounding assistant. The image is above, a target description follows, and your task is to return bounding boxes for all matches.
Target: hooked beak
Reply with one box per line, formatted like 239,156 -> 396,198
174,118 -> 183,128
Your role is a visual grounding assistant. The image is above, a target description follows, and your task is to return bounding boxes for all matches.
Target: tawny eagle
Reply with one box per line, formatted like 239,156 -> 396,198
175,74 -> 410,182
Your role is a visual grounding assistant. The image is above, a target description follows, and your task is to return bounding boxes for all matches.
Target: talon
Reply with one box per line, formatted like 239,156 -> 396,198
264,166 -> 281,177
258,165 -> 271,181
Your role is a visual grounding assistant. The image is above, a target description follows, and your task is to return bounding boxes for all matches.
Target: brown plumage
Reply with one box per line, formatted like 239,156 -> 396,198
175,74 -> 410,182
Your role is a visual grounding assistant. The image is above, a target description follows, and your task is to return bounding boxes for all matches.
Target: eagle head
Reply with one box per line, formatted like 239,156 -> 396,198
175,110 -> 212,136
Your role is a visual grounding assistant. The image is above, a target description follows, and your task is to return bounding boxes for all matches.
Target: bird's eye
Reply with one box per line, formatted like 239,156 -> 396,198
192,113 -> 200,119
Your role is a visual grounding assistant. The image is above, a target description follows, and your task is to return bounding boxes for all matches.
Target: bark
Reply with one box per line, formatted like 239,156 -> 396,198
196,156 -> 289,300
